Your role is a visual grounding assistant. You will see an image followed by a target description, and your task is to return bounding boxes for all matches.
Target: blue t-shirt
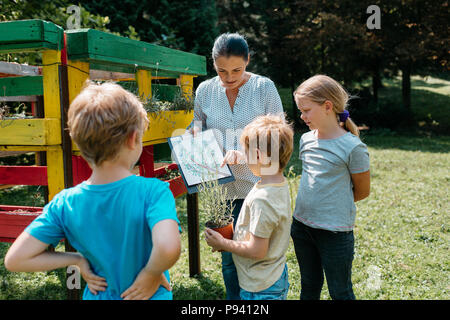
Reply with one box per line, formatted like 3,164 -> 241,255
25,175 -> 180,300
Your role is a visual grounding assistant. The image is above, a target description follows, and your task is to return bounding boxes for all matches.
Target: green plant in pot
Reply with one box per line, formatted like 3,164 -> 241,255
199,178 -> 236,240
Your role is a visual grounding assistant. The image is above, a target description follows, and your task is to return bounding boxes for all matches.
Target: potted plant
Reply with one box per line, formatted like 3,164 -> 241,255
198,178 -> 236,240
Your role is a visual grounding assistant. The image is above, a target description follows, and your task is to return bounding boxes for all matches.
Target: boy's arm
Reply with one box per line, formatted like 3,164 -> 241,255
5,232 -> 81,271
5,232 -> 108,295
121,219 -> 181,300
204,228 -> 269,260
351,170 -> 370,202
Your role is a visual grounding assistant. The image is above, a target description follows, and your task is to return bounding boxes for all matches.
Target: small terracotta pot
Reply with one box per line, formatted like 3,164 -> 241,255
205,220 -> 234,240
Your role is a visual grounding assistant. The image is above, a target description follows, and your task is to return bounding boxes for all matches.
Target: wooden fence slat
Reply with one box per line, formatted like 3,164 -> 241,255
0,76 -> 43,96
0,165 -> 47,185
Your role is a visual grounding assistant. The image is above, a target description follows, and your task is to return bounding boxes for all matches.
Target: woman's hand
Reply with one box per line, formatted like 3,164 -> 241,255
187,126 -> 201,137
221,150 -> 246,167
76,255 -> 108,295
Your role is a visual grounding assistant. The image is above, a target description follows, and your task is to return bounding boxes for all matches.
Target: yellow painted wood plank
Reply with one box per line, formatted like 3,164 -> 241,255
46,148 -> 65,200
0,145 -> 61,152
42,50 -> 62,119
136,69 -> 152,101
142,110 -> 193,143
0,118 -> 61,145
178,75 -> 194,99
67,60 -> 90,104
70,110 -> 194,150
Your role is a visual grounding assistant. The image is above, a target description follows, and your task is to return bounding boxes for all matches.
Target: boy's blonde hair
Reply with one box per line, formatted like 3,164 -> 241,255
240,114 -> 294,172
294,74 -> 360,136
68,81 -> 149,166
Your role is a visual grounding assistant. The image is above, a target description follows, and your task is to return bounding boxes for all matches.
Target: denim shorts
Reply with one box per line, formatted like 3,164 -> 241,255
239,264 -> 289,300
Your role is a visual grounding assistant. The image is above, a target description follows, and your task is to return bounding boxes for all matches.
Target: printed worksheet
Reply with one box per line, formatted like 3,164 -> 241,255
168,130 -> 234,190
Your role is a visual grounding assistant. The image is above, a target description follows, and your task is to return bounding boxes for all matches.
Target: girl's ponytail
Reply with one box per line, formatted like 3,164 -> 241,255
343,117 -> 360,137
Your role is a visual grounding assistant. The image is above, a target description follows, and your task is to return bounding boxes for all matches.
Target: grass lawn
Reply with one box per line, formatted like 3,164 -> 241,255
1,132 -> 448,300
0,74 -> 448,300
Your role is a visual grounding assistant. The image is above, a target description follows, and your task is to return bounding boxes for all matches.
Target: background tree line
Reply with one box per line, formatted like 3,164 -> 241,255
1,0 -> 448,131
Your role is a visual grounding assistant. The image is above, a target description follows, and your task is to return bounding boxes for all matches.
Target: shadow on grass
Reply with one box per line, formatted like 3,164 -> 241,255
173,273 -> 225,300
361,132 -> 450,153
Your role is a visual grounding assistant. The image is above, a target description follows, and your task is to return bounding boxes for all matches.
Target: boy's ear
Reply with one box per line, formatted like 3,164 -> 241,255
126,131 -> 139,149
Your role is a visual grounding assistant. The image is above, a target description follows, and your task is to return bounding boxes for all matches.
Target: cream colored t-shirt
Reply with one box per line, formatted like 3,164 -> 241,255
232,178 -> 292,292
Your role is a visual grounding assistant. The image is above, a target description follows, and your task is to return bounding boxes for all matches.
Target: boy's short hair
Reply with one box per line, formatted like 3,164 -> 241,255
68,81 -> 149,166
240,114 -> 294,172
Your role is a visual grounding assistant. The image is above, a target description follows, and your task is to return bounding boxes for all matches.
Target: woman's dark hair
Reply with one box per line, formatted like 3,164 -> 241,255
212,33 -> 249,62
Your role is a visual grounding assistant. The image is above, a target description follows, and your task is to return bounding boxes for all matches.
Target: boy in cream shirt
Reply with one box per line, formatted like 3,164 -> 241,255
205,114 -> 294,300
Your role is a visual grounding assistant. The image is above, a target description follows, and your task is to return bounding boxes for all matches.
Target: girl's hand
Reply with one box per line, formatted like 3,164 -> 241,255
120,270 -> 171,300
204,228 -> 226,252
76,255 -> 108,295
221,150 -> 246,167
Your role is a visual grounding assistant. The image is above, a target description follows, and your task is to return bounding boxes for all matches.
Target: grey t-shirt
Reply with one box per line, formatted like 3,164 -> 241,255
293,130 -> 370,232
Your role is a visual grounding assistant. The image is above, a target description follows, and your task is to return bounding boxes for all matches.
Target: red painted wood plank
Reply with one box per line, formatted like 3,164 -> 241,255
0,205 -> 43,212
154,163 -> 178,177
0,166 -> 47,185
72,155 -> 91,186
0,209 -> 41,240
139,145 -> 154,177
167,176 -> 187,198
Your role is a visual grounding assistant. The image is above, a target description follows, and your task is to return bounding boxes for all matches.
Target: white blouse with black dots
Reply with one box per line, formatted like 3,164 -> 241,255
189,73 -> 284,199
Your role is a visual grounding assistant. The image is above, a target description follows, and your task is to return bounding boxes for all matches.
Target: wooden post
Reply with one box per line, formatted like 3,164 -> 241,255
177,75 -> 194,100
67,60 -> 90,187
186,193 -> 200,277
136,69 -> 155,179
60,35 -> 78,300
136,69 -> 152,101
178,74 -> 201,276
42,49 -> 64,201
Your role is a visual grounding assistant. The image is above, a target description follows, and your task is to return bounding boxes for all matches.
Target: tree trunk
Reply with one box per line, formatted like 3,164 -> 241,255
401,62 -> 411,112
401,61 -> 413,125
290,75 -> 301,130
372,59 -> 382,102
372,72 -> 380,102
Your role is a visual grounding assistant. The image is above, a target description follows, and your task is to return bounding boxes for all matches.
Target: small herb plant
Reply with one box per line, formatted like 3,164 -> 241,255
199,178 -> 236,229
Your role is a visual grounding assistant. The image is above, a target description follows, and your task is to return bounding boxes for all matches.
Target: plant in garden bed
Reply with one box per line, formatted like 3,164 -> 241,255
142,90 -> 194,114
0,103 -> 31,120
199,178 -> 236,239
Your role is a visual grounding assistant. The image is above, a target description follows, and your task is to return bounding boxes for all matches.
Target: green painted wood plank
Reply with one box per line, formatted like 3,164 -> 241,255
0,76 -> 43,97
89,62 -> 181,78
0,19 -> 63,52
66,29 -> 206,76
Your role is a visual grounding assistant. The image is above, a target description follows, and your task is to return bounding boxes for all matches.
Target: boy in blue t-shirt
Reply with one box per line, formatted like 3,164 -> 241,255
5,82 -> 181,300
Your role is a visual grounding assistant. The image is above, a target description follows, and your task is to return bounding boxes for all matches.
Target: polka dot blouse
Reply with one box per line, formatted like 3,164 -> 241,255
190,73 -> 284,199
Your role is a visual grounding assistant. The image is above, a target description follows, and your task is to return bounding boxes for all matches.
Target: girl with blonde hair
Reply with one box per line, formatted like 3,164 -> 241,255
291,75 -> 370,300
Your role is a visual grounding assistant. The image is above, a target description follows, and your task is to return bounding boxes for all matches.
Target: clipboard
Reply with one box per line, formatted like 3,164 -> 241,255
167,129 -> 235,194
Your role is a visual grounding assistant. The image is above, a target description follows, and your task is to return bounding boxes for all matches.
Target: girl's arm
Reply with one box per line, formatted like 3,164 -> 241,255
5,232 -> 107,295
205,228 -> 269,260
351,170 -> 371,202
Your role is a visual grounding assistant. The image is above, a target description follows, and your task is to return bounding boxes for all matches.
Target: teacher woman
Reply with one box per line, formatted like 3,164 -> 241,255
189,33 -> 284,299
